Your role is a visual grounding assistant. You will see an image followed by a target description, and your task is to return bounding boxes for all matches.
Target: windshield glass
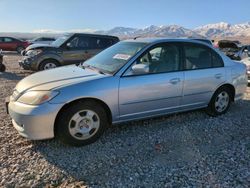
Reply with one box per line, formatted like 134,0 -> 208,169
52,35 -> 71,46
83,41 -> 147,74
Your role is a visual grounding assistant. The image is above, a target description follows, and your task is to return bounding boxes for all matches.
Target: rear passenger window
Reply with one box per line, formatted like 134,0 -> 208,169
184,44 -> 223,70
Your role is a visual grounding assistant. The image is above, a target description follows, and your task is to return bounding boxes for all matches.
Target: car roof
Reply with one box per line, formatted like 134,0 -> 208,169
67,33 -> 119,39
124,38 -> 213,46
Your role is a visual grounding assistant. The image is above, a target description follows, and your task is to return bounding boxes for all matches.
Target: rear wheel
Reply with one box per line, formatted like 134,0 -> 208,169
55,100 -> 109,146
206,87 -> 232,116
39,59 -> 59,71
16,46 -> 24,54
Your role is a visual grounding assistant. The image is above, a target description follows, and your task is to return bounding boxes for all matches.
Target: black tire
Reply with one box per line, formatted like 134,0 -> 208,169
39,59 -> 59,71
0,64 -> 6,72
16,46 -> 25,54
55,100 -> 109,146
206,87 -> 232,116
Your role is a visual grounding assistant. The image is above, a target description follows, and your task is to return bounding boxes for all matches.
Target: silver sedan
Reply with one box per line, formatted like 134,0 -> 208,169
6,38 -> 248,146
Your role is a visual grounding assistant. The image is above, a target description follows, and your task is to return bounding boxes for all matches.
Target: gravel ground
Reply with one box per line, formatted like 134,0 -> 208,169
0,53 -> 250,187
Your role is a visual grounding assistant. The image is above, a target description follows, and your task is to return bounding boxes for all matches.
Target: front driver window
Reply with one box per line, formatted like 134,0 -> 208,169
4,38 -> 13,42
128,43 -> 180,75
69,36 -> 89,49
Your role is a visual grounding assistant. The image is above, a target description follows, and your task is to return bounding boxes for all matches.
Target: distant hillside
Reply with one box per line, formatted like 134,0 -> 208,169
0,32 -> 63,40
2,21 -> 250,44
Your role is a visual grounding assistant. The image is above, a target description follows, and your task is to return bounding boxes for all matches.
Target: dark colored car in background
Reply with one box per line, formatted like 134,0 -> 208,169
0,37 -> 30,53
217,40 -> 242,60
20,33 -> 119,71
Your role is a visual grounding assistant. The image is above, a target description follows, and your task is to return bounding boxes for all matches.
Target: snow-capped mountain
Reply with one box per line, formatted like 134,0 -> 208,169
96,27 -> 137,37
95,22 -> 250,39
194,22 -> 250,37
1,22 -> 250,40
96,25 -> 202,38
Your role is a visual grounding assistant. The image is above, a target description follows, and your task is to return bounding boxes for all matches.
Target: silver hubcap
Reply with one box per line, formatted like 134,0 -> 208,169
68,110 -> 100,140
44,63 -> 57,70
215,91 -> 229,112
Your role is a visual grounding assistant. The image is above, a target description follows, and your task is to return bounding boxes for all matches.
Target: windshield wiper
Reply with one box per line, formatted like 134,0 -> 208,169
81,64 -> 106,75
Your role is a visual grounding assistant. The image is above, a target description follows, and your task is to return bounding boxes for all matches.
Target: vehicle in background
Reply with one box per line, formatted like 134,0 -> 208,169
29,37 -> 55,45
0,37 -> 30,53
241,57 -> 250,83
0,49 -> 6,72
233,45 -> 250,60
7,38 -> 247,146
218,40 -> 242,60
19,33 -> 119,71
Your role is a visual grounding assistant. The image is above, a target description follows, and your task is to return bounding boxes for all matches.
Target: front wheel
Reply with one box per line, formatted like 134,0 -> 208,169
56,100 -> 109,146
39,59 -> 59,71
206,87 -> 232,116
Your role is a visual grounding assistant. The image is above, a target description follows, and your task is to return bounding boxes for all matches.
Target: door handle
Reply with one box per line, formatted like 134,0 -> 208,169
215,73 -> 222,79
170,78 -> 180,84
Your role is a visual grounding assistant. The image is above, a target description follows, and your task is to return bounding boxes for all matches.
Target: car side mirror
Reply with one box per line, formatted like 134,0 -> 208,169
131,64 -> 149,74
66,42 -> 73,49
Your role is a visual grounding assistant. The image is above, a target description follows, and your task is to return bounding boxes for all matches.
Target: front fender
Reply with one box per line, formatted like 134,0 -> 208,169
35,53 -> 63,70
49,76 -> 120,122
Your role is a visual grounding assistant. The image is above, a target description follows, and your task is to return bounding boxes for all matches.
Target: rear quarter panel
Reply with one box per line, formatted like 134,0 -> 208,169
231,62 -> 247,100
224,58 -> 247,100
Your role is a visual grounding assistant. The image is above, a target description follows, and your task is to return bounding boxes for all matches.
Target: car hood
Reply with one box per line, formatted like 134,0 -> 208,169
25,43 -> 57,51
15,65 -> 107,93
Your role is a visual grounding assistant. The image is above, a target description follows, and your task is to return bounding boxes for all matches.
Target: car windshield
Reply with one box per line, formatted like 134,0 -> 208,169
31,37 -> 41,42
83,41 -> 147,74
52,35 -> 71,46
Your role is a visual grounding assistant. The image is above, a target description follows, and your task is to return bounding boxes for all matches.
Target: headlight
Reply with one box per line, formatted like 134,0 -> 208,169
17,90 -> 59,105
26,49 -> 43,57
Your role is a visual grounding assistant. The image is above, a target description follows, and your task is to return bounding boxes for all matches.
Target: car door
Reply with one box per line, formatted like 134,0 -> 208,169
62,35 -> 91,65
4,37 -> 17,51
181,43 -> 226,109
119,43 -> 184,121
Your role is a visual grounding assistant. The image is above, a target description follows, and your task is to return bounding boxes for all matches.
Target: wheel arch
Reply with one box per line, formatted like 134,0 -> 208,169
54,97 -> 113,133
36,53 -> 63,70
213,83 -> 235,102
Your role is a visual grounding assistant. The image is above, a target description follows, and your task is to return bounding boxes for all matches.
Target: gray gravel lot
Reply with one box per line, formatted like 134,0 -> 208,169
0,53 -> 250,187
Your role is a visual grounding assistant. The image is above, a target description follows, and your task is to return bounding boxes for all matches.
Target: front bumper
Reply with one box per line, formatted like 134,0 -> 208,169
7,98 -> 64,140
19,56 -> 38,70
